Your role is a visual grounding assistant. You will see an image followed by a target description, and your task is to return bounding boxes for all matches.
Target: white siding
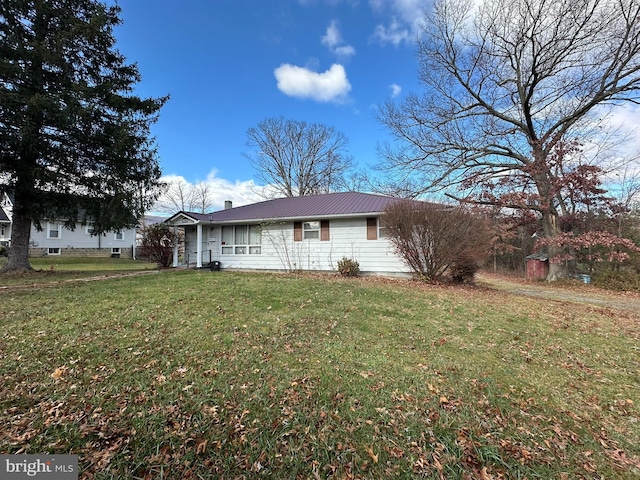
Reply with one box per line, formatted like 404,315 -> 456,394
29,222 -> 135,250
184,217 -> 409,276
0,222 -> 10,245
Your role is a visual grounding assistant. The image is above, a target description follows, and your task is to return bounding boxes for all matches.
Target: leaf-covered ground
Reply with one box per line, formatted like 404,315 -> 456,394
1,270 -> 638,479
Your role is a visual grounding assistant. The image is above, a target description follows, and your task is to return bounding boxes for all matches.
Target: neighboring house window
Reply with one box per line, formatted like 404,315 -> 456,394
47,222 -> 61,239
85,224 -> 97,235
1,224 -> 5,236
221,224 -> 261,254
367,217 -> 386,240
114,230 -> 124,240
48,247 -> 61,255
112,247 -> 121,254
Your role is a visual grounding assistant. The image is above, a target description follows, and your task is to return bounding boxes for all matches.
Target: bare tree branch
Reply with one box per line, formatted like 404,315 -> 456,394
245,117 -> 354,197
377,0 -> 640,279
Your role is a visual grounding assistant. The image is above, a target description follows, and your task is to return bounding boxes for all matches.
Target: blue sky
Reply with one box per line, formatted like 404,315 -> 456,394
113,0 -> 429,209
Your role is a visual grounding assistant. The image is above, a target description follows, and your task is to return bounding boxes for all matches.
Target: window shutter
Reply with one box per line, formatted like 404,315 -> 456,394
366,217 -> 377,240
321,220 -> 330,241
294,222 -> 302,241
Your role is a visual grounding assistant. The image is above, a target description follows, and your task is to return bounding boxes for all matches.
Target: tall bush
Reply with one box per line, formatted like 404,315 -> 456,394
383,201 -> 491,282
139,224 -> 180,268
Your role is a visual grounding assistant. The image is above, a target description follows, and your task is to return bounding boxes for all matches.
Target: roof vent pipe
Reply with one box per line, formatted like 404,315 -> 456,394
224,201 -> 233,210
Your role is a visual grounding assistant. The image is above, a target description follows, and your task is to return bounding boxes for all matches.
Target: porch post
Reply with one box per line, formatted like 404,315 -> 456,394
172,225 -> 179,267
196,223 -> 203,268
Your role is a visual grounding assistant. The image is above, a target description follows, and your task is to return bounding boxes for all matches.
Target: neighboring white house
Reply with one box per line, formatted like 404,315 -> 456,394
0,192 -> 139,257
28,220 -> 137,258
0,193 -> 11,247
165,192 -> 424,276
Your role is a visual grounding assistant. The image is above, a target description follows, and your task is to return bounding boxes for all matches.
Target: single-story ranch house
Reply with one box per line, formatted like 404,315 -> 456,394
165,192 -> 419,276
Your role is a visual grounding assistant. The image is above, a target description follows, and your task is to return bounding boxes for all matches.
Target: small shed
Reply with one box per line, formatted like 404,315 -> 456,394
525,253 -> 549,280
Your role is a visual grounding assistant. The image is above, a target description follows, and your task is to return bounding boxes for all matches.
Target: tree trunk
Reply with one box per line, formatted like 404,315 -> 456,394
541,210 -> 566,281
1,214 -> 33,273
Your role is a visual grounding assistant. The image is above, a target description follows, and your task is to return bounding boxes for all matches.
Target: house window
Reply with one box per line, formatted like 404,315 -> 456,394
248,225 -> 261,254
221,226 -> 233,254
85,224 -> 97,235
303,221 -> 320,240
1,224 -> 5,236
112,247 -> 121,254
294,220 -> 329,241
367,217 -> 386,240
47,222 -> 61,239
48,247 -> 61,255
221,224 -> 261,254
114,230 -> 124,241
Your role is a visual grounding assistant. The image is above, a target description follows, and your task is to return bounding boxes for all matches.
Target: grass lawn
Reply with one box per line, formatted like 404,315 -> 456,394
1,267 -> 638,479
0,256 -> 159,287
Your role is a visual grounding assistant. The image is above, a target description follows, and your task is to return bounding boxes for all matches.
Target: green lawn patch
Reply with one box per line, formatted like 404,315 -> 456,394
0,257 -> 158,287
1,270 -> 638,478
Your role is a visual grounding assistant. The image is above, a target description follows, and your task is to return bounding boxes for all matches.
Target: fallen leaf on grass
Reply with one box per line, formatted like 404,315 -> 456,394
196,439 -> 207,455
608,449 -> 640,468
51,366 -> 66,380
366,446 -> 379,464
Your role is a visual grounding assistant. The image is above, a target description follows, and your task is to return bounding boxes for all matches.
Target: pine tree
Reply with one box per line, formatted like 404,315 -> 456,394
0,0 -> 167,272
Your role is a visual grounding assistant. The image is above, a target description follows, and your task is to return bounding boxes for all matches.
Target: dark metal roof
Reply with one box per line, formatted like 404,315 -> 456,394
0,206 -> 9,223
172,192 -> 421,224
525,253 -> 549,261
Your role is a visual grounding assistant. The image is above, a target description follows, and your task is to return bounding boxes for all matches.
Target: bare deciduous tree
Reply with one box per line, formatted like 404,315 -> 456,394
245,117 -> 354,197
154,178 -> 215,214
190,182 -> 216,214
378,0 -> 640,279
157,178 -> 192,213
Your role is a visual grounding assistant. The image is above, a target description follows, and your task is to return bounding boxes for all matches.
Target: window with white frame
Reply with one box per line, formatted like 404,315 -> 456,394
114,230 -> 124,240
378,218 -> 387,238
1,224 -> 5,236
48,247 -> 61,255
112,247 -> 121,254
248,225 -> 261,254
221,224 -> 261,254
85,223 -> 97,235
303,221 -> 320,240
47,222 -> 61,239
367,217 -> 386,240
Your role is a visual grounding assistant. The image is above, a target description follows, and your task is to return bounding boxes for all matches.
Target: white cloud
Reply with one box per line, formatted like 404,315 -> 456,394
370,0 -> 427,47
321,20 -> 356,60
335,45 -> 356,58
321,20 -> 342,50
389,83 -> 402,97
274,63 -> 352,102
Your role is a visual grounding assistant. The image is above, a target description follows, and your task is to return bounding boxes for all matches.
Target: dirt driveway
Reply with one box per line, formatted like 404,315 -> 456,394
477,272 -> 640,315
